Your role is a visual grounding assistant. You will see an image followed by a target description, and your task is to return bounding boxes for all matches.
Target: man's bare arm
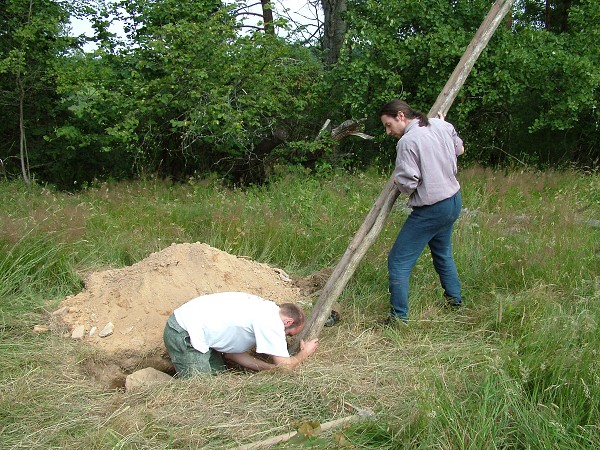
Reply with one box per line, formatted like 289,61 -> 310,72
223,352 -> 275,371
225,339 -> 319,372
271,338 -> 319,371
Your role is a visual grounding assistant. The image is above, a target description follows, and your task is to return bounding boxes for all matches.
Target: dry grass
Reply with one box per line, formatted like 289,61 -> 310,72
58,308 -> 487,449
1,167 -> 598,448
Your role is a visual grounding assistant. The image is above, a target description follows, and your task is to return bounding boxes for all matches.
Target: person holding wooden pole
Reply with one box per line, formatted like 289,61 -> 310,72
378,100 -> 465,324
292,0 -> 513,347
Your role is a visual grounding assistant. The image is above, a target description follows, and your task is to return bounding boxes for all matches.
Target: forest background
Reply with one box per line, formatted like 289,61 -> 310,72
1,0 -> 598,189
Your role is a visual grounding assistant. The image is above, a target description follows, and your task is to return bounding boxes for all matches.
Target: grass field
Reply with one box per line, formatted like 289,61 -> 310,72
1,166 -> 598,449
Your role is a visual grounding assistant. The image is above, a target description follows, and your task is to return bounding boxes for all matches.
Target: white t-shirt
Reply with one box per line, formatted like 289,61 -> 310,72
173,292 -> 290,357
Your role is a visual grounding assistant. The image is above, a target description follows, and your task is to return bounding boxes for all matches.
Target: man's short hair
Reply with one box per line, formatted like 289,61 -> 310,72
279,303 -> 305,327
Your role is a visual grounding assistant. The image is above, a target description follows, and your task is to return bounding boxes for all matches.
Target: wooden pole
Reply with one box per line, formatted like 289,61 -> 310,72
234,415 -> 361,450
235,407 -> 375,450
292,0 -> 514,351
429,0 -> 515,119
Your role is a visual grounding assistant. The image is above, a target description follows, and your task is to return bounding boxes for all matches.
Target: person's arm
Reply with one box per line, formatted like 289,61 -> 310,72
271,338 -> 319,371
436,114 -> 464,157
393,147 -> 420,195
223,352 -> 276,371
223,338 -> 319,372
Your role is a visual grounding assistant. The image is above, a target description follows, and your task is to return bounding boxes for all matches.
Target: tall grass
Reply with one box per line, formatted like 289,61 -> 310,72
0,166 -> 598,448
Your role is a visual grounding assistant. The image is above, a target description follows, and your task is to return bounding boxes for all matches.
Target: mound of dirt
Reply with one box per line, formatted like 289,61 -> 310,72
52,242 -> 306,385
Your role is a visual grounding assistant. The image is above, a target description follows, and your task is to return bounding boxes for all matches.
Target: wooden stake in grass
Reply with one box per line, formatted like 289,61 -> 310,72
292,0 -> 515,351
235,407 -> 375,449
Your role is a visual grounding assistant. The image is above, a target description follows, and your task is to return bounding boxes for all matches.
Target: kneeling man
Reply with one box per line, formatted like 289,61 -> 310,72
163,292 -> 319,377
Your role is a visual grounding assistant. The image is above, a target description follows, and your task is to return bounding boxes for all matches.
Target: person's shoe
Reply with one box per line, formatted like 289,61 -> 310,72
447,301 -> 462,310
444,294 -> 462,310
324,310 -> 341,327
377,315 -> 408,327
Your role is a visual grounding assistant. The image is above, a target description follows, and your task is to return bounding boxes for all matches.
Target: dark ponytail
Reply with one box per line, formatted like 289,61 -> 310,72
378,100 -> 429,127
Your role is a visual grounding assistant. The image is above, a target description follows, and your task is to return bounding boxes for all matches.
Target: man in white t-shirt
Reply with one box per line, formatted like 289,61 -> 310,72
163,292 -> 319,377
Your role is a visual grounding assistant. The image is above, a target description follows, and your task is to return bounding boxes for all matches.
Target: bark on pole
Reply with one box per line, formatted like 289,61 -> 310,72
292,0 -> 514,351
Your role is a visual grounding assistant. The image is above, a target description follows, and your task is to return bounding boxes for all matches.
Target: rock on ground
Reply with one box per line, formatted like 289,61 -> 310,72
125,367 -> 173,393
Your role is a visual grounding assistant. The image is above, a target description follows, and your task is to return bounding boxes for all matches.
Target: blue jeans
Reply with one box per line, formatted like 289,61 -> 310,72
388,191 -> 462,320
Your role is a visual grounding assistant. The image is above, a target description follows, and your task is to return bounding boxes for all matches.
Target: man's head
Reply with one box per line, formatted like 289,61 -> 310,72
379,99 -> 429,137
279,303 -> 305,336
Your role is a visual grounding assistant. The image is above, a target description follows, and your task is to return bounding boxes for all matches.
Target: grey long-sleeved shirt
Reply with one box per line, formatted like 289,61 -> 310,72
393,118 -> 463,207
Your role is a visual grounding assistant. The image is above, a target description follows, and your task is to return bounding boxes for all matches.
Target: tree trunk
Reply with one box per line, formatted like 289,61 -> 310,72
260,0 -> 275,35
322,0 -> 347,67
291,0 -> 515,352
559,0 -> 572,32
18,72 -> 30,185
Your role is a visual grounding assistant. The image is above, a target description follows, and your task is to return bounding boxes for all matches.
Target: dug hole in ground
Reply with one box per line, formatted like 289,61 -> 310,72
48,242 -> 331,389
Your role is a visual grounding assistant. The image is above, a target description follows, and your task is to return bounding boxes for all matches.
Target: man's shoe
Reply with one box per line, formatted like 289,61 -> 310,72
377,316 -> 408,327
324,310 -> 341,327
444,294 -> 462,310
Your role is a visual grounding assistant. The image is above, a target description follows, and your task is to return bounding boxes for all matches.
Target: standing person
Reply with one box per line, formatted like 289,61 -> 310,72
378,100 -> 465,323
163,292 -> 319,377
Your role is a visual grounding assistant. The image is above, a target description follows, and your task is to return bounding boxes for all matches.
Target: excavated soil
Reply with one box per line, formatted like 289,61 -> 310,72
50,242 -> 324,388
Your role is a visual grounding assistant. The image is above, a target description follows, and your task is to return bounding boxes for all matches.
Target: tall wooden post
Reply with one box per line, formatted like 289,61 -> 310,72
292,0 -> 514,351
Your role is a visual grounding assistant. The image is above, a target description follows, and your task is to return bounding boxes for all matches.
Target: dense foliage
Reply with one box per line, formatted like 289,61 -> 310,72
0,0 -> 598,188
331,0 -> 599,166
0,0 -> 77,183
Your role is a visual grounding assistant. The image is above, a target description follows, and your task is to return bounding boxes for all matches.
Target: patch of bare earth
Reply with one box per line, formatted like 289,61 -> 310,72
51,242 -> 311,388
